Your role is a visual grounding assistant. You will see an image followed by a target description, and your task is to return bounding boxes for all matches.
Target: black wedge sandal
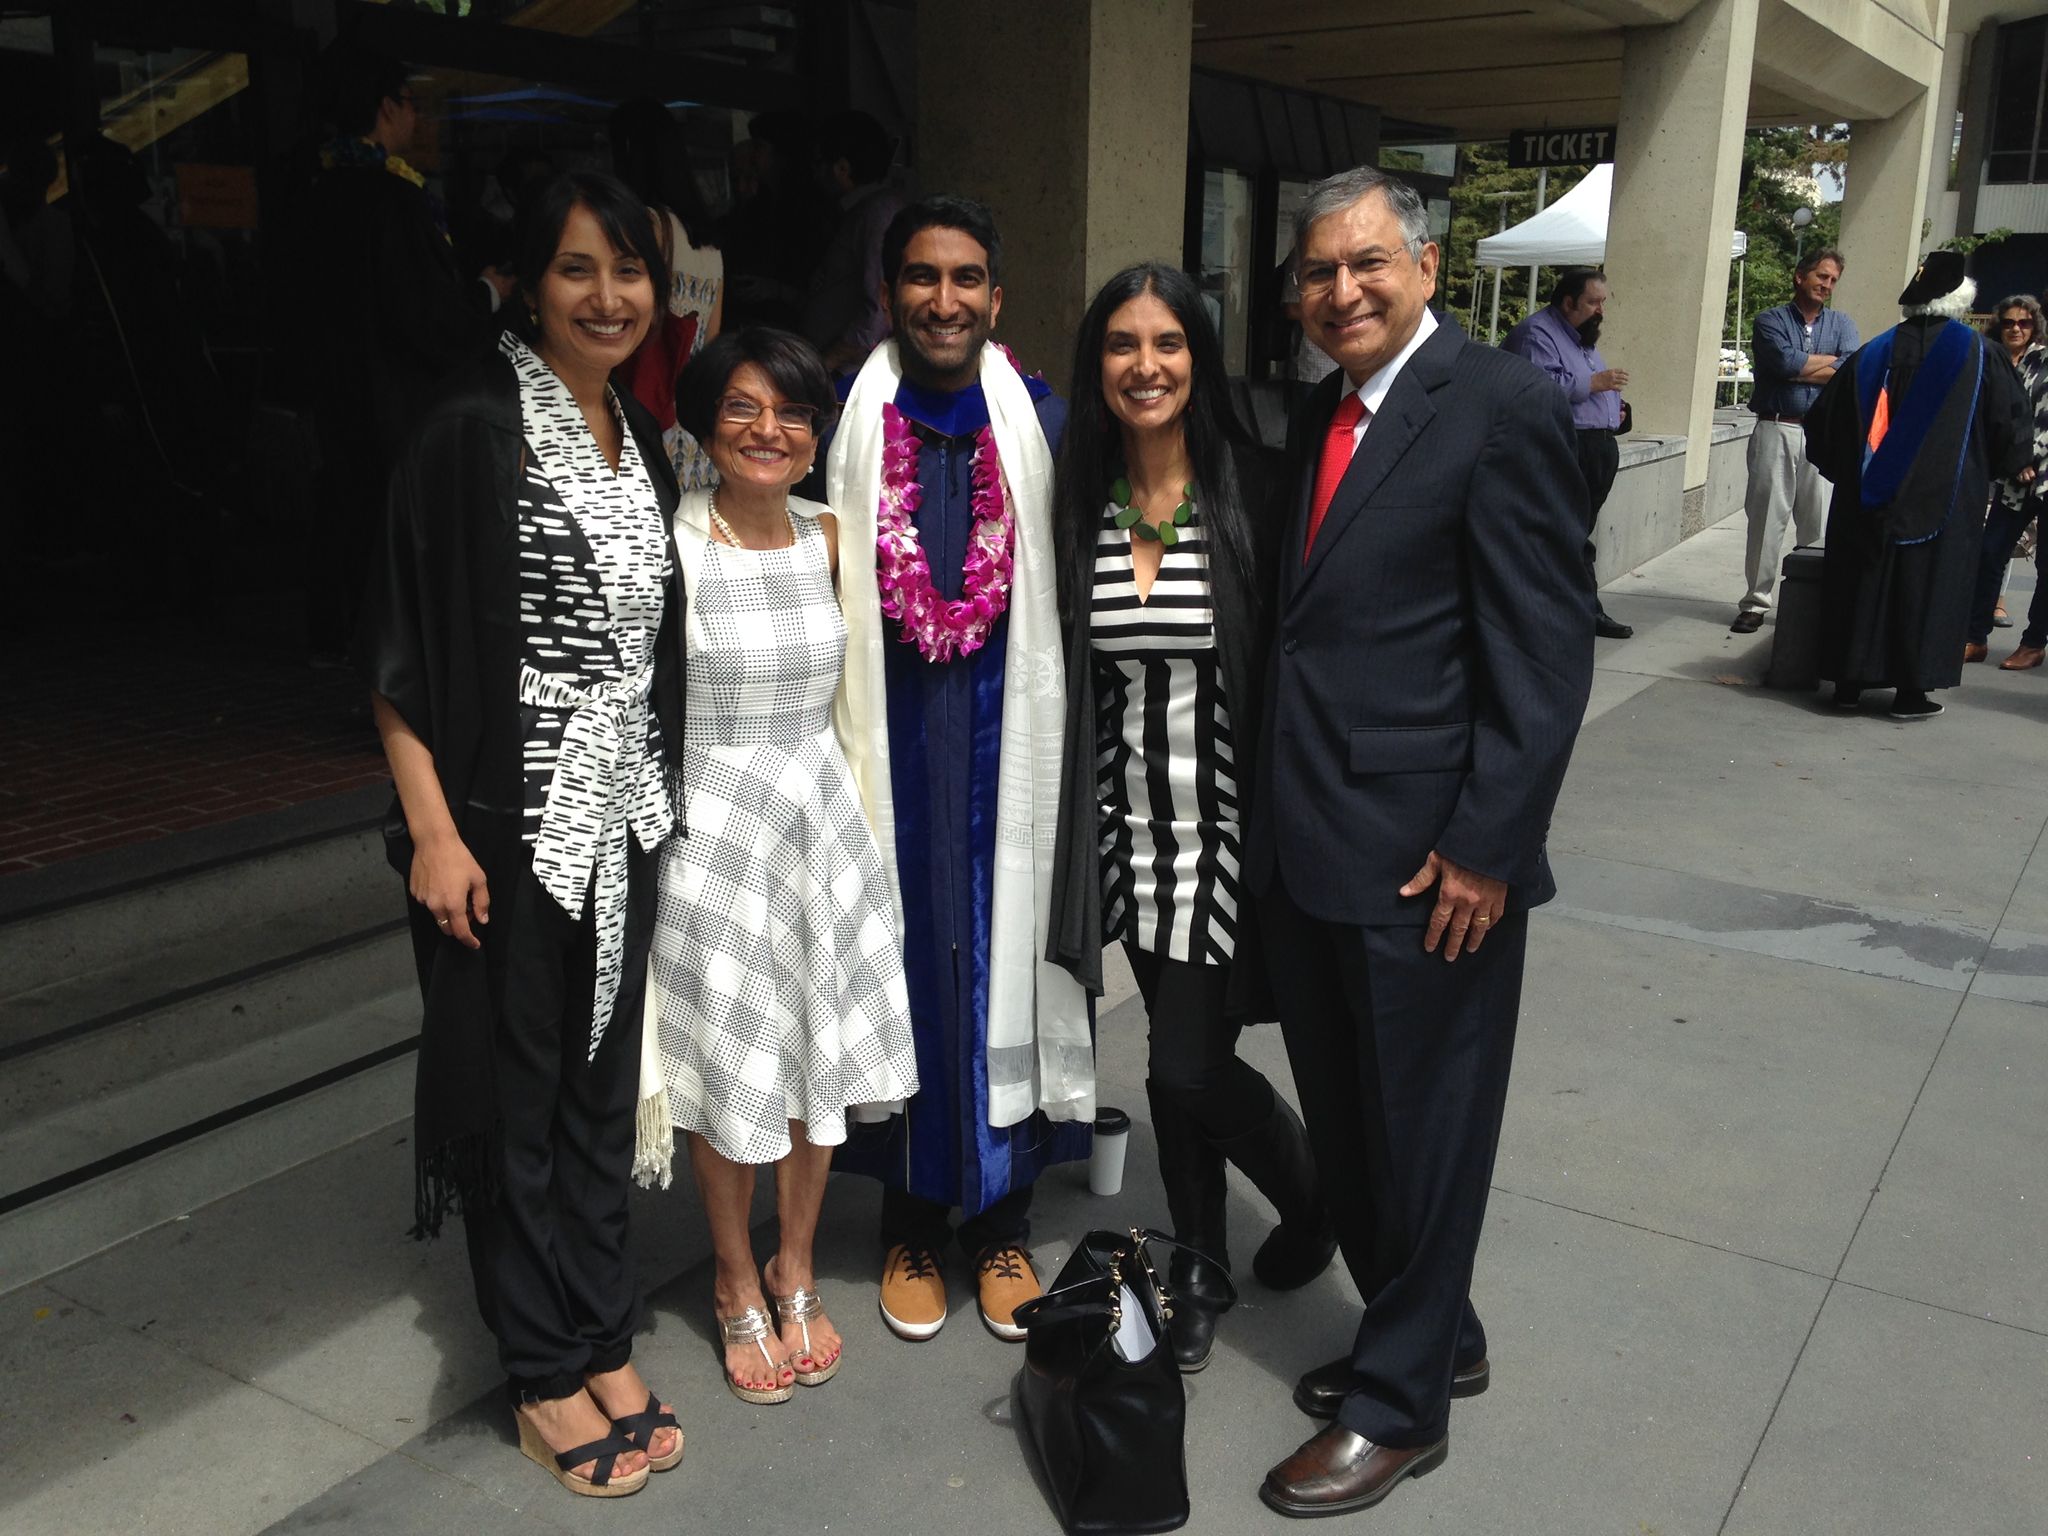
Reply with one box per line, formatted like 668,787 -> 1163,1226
514,1413 -> 650,1498
610,1391 -> 685,1472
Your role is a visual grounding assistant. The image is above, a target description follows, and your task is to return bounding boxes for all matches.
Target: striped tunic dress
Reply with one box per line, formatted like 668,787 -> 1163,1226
1091,502 -> 1241,964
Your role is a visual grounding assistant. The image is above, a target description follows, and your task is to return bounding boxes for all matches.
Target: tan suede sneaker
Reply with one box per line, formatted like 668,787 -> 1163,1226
975,1245 -> 1041,1341
879,1244 -> 947,1341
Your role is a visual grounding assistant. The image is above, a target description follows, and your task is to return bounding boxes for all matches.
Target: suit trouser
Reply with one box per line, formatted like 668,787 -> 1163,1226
1741,420 -> 1830,614
1573,427 -> 1620,598
462,845 -> 654,1402
1261,880 -> 1522,1448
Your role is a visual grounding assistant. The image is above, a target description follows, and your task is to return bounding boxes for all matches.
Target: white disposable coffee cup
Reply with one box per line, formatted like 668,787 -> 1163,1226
1089,1106 -> 1131,1196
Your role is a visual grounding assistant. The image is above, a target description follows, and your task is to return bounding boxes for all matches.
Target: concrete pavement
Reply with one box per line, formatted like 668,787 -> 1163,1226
2,511 -> 2043,1535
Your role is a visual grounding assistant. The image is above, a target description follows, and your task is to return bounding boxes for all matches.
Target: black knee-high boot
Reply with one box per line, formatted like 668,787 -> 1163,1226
1147,1078 -> 1235,1373
1213,1094 -> 1337,1291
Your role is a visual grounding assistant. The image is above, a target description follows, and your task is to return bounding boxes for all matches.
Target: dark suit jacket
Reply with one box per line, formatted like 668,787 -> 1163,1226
1243,321 -> 1595,927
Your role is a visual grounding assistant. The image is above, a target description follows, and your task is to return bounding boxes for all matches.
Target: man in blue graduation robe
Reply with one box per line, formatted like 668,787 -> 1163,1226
820,196 -> 1092,1345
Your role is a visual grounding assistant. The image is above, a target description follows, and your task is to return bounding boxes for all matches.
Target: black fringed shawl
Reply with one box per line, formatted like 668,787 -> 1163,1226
356,343 -> 685,1237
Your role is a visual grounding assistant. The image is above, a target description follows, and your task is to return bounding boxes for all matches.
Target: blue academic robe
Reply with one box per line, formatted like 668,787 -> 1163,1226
827,374 -> 1093,1214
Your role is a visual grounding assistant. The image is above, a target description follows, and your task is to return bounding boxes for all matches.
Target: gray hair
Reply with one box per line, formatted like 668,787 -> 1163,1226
1992,292 -> 2046,337
1292,167 -> 1430,264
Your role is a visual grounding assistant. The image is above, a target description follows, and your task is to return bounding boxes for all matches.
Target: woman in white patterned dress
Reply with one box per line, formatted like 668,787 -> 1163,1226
637,327 -> 917,1404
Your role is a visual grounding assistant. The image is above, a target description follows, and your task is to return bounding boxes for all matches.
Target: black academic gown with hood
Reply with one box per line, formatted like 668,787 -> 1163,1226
356,339 -> 686,1235
1806,316 -> 2030,692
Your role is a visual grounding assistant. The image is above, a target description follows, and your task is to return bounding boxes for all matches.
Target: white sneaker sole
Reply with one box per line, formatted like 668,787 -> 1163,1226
879,1296 -> 946,1341
980,1308 -> 1028,1342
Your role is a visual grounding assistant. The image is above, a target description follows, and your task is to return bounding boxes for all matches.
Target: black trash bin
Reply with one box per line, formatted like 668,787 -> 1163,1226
1764,545 -> 1827,691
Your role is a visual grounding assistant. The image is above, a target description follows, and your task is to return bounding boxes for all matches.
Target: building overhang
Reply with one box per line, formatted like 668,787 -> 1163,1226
1191,0 -> 1948,141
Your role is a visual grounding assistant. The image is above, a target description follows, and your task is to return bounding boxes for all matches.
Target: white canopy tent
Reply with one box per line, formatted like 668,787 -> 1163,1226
1475,162 -> 1614,268
1472,163 -> 1748,344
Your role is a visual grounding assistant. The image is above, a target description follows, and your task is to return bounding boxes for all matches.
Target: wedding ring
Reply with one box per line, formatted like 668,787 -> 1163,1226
438,918 -> 451,927
1475,914 -> 1491,924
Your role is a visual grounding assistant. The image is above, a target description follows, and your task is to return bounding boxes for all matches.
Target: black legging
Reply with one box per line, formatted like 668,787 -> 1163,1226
1125,944 -> 1274,1145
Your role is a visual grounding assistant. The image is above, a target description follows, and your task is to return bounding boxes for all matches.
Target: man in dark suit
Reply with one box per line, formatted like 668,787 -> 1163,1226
1248,167 -> 1595,1519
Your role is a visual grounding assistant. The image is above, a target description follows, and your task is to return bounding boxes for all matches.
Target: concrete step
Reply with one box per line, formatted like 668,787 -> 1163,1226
0,812 -> 422,1295
0,923 -> 412,1127
0,826 -> 395,1006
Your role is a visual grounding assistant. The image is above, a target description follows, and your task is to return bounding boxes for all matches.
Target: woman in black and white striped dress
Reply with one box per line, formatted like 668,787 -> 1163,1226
1050,263 -> 1336,1371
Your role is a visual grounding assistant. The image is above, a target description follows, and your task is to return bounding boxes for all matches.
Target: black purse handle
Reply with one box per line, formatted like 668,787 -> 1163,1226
1013,1228 -> 1241,1329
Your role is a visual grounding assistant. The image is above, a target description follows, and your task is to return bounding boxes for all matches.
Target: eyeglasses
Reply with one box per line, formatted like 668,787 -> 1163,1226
2002,317 -> 2036,330
1297,244 -> 1421,297
717,396 -> 824,434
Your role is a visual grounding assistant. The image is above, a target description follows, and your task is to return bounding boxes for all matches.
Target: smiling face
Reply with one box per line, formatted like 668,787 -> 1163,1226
530,201 -> 654,386
1100,289 -> 1192,439
1297,189 -> 1438,384
885,224 -> 1002,391
705,361 -> 820,493
1794,257 -> 1841,310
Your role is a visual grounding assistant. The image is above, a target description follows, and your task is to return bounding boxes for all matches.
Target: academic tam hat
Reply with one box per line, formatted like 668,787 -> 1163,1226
1898,249 -> 1967,307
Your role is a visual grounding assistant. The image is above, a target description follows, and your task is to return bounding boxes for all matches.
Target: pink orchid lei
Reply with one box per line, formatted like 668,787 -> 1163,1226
876,401 -> 1015,663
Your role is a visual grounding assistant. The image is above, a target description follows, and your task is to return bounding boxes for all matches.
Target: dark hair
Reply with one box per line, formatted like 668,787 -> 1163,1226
608,96 -> 712,249
816,109 -> 895,186
881,194 -> 1003,289
1549,267 -> 1606,307
513,170 -> 670,336
319,45 -> 410,140
1052,262 -> 1261,625
676,326 -> 839,444
1796,246 -> 1846,279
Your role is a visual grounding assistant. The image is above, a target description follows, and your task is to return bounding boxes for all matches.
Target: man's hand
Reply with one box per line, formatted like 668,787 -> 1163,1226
1590,367 -> 1628,393
1400,851 -> 1507,961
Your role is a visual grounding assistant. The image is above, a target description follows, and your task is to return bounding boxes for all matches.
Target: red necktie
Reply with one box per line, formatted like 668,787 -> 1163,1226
1305,392 -> 1368,562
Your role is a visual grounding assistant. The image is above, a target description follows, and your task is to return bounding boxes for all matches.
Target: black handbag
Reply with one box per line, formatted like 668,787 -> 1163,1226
1014,1228 -> 1233,1535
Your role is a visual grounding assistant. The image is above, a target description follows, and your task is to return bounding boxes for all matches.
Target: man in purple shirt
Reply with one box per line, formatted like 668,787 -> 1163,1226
1503,268 -> 1633,639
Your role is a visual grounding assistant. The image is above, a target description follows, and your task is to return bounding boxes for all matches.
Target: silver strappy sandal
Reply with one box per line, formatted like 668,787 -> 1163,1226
770,1285 -> 842,1386
717,1306 -> 794,1404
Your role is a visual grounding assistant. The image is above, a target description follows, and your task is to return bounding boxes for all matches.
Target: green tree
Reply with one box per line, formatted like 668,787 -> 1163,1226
1726,125 -> 1847,354
1440,142 -> 1589,339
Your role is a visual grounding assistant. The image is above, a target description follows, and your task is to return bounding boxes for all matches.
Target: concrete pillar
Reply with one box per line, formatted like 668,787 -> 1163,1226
1920,26 -> 1969,246
1836,85 -> 1940,344
915,0 -> 1192,378
1600,0 -> 1758,491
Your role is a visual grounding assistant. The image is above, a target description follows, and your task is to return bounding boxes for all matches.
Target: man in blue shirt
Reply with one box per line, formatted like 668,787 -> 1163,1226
1733,248 -> 1858,633
1504,267 -> 1634,639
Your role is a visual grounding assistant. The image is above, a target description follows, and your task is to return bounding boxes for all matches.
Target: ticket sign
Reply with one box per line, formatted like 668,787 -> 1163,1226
1507,126 -> 1617,169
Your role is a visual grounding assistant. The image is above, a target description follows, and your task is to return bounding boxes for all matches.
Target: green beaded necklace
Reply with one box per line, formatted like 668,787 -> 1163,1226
1110,475 -> 1196,546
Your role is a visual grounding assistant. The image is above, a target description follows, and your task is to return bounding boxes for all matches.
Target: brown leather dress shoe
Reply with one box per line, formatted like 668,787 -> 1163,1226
1730,610 -> 1764,634
2001,644 -> 2046,671
1260,1424 -> 1448,1518
1293,1354 -> 1489,1418
1964,641 -> 1990,663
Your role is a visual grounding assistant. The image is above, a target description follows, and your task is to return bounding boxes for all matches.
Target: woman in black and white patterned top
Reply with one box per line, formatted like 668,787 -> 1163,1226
363,171 -> 685,1501
1050,264 -> 1336,1370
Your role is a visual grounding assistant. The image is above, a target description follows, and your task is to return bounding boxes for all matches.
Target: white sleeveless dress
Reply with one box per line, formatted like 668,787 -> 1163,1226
650,512 -> 917,1164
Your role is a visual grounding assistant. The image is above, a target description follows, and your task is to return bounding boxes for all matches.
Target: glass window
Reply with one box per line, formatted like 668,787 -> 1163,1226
1989,17 -> 2048,181
1199,167 -> 1255,375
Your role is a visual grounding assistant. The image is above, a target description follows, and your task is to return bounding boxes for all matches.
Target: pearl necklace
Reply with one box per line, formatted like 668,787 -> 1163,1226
708,488 -> 794,550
